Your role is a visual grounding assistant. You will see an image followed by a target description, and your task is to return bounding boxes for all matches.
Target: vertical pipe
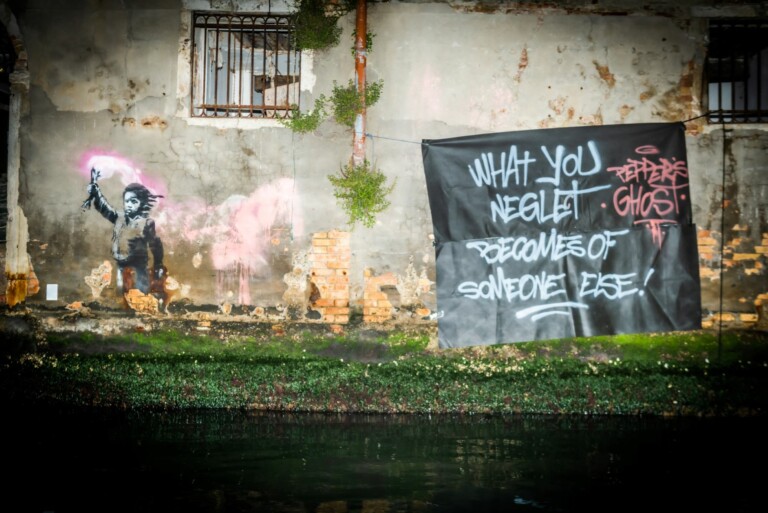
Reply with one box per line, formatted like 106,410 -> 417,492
352,0 -> 367,166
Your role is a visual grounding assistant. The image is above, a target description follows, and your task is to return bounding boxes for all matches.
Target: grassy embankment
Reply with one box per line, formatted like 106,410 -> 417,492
1,324 -> 766,417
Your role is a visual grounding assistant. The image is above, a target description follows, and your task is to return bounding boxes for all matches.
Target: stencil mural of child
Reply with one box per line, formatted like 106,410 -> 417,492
83,170 -> 166,302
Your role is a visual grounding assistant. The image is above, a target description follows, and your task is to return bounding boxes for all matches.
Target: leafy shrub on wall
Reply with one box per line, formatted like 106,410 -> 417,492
287,0 -> 393,228
328,159 -> 395,228
292,0 -> 347,51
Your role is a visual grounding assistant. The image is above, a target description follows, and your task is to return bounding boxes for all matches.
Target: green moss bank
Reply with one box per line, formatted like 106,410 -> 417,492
1,314 -> 766,417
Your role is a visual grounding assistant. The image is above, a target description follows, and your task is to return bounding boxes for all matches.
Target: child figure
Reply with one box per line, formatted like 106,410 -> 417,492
86,180 -> 165,298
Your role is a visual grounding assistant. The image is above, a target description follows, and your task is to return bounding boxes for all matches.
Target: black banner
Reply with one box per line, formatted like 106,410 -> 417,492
422,123 -> 702,348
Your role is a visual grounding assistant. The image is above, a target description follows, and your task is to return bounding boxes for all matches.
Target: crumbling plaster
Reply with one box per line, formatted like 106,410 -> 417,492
1,0 -> 766,330
373,4 -> 702,131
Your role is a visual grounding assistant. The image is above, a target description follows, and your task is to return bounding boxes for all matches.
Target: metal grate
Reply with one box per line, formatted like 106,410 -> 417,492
707,19 -> 768,123
191,12 -> 301,119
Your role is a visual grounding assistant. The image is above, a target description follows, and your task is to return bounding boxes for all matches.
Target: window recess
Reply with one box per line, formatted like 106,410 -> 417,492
191,12 -> 301,119
706,19 -> 768,124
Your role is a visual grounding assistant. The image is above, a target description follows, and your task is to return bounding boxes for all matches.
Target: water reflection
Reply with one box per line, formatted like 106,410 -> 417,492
6,407 -> 766,512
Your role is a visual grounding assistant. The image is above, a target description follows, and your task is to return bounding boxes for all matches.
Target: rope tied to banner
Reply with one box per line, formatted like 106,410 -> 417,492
365,113 -> 714,149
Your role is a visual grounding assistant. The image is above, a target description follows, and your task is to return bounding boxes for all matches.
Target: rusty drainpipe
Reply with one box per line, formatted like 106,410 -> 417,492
351,0 -> 367,167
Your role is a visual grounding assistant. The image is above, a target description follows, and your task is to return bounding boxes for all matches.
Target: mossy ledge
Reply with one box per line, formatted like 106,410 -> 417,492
1,309 -> 766,417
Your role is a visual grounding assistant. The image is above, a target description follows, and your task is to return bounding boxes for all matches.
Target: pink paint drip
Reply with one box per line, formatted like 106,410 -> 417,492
161,178 -> 302,306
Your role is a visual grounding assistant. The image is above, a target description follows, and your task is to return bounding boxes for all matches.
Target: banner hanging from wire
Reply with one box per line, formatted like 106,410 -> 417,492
422,122 -> 702,349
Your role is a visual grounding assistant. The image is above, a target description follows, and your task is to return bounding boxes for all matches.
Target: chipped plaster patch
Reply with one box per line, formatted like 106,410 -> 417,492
593,61 -> 616,88
578,109 -> 603,125
282,249 -> 311,308
514,47 -> 529,83
395,259 -> 433,307
548,96 -> 567,115
619,104 -> 634,120
141,116 -> 168,129
124,288 -> 160,314
639,86 -> 656,102
84,260 -> 113,299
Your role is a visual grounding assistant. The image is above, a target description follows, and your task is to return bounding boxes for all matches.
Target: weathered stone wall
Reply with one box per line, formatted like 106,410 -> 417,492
1,0 -> 766,333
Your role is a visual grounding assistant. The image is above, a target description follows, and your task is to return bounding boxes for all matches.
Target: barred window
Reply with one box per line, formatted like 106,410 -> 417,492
191,12 -> 301,119
706,19 -> 768,123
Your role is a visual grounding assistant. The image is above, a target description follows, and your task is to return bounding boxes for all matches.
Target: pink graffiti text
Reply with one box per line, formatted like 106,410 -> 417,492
606,147 -> 689,245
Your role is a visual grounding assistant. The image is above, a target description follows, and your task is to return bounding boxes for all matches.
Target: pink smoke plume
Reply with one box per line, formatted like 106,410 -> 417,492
79,151 -> 167,198
157,177 -> 304,305
167,177 -> 301,271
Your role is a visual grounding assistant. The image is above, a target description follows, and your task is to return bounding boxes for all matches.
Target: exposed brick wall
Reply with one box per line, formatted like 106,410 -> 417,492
309,230 -> 350,325
697,228 -> 767,329
701,311 -> 760,329
758,234 -> 768,256
725,226 -> 765,275
363,269 -> 397,323
697,229 -> 719,281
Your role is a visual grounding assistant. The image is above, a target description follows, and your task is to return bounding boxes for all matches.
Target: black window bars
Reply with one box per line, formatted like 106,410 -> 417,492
707,19 -> 768,124
191,12 -> 301,119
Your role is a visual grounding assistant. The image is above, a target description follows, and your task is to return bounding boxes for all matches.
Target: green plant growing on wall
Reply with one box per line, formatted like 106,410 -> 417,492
328,159 -> 395,228
280,80 -> 382,132
286,0 -> 394,228
281,95 -> 328,133
293,0 -> 350,51
329,79 -> 383,128
283,0 -> 383,134
350,29 -> 375,55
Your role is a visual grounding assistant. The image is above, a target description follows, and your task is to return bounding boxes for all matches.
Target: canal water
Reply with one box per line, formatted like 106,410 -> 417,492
6,407 -> 766,513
